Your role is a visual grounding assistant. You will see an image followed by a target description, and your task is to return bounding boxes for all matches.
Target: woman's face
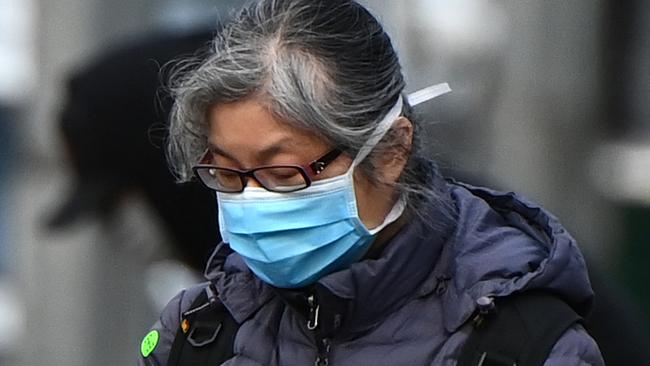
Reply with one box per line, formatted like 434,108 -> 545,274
205,96 -> 403,229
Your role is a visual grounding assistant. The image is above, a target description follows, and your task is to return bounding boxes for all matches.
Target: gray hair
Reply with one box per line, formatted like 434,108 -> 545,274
167,0 -> 452,221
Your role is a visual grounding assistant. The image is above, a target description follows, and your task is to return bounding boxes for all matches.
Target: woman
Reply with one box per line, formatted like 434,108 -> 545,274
139,0 -> 604,365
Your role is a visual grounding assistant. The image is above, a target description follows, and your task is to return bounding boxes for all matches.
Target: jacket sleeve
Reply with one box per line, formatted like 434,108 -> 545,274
137,284 -> 207,366
544,324 -> 605,366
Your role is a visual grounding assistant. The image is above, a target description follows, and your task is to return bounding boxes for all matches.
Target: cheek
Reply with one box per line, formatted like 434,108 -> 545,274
352,171 -> 375,219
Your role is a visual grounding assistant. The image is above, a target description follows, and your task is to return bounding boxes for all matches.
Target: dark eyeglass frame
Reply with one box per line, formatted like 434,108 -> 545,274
192,148 -> 342,193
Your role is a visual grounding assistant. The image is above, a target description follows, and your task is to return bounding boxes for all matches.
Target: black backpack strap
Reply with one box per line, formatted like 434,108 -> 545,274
458,291 -> 582,366
167,284 -> 239,366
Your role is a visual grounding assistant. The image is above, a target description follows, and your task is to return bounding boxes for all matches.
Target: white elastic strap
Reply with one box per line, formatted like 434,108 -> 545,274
368,197 -> 406,235
352,96 -> 404,166
352,82 -> 452,167
406,82 -> 451,106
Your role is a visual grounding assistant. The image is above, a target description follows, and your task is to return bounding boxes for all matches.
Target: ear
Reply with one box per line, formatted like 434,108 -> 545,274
379,116 -> 413,185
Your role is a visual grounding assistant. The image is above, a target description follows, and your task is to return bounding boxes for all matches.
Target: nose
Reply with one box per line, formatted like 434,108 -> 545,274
243,175 -> 263,189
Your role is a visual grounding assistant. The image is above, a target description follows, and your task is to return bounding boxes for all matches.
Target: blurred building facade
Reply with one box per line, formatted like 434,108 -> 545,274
2,0 -> 648,365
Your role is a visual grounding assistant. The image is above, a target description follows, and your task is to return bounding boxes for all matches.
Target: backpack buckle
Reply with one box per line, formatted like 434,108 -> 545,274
472,296 -> 497,328
186,320 -> 222,347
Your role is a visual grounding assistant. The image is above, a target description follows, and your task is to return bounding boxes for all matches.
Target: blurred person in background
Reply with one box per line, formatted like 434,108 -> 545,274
138,1 -> 604,365
48,27 -> 223,309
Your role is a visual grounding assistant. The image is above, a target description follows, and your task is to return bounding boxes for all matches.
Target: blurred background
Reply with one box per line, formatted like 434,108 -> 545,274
1,0 -> 648,365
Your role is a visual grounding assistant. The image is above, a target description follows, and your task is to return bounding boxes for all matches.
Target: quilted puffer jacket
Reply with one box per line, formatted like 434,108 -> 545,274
139,164 -> 604,366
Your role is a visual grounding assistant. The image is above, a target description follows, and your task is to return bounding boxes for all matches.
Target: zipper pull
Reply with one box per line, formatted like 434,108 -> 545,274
314,338 -> 331,366
306,294 -> 330,366
307,294 -> 320,330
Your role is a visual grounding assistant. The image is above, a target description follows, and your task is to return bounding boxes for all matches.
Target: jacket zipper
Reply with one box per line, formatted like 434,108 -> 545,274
307,294 -> 331,366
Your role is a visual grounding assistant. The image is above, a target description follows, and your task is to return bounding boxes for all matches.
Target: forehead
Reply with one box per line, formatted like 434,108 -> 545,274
206,97 -> 329,161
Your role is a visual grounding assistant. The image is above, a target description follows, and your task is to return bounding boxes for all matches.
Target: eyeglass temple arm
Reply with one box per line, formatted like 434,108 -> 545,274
309,149 -> 342,175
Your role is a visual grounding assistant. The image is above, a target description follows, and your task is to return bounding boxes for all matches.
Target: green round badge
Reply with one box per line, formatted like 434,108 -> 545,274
141,330 -> 160,358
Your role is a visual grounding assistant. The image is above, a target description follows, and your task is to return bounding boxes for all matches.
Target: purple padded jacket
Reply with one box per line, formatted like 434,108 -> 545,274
139,167 -> 604,366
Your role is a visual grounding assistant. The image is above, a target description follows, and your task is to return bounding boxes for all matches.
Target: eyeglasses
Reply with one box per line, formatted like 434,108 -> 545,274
192,149 -> 342,193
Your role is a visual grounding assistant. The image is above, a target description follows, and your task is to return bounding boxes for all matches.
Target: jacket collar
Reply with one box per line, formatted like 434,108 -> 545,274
312,204 -> 456,337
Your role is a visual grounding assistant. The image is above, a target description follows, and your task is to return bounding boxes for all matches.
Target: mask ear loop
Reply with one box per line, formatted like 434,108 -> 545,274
407,82 -> 451,107
349,82 -> 452,170
350,96 -> 404,169
353,82 -> 452,233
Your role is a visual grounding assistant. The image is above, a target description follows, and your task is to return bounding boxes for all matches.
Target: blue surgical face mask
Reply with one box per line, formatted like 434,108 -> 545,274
217,84 -> 451,288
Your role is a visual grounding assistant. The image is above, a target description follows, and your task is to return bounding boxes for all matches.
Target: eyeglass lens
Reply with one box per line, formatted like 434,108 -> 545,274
197,166 -> 309,193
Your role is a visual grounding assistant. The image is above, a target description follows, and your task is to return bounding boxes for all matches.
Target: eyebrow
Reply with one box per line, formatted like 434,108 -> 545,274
207,137 -> 295,165
206,142 -> 236,161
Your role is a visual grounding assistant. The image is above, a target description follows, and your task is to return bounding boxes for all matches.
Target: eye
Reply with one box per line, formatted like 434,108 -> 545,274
214,169 -> 240,184
254,167 -> 307,191
267,167 -> 301,179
